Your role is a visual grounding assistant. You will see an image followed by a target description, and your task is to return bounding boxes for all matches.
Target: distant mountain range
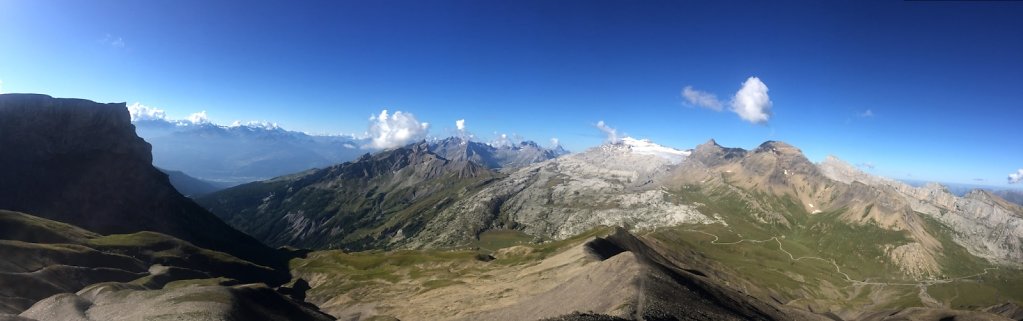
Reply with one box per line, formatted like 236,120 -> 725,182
900,178 -> 1023,199
134,119 -> 569,188
134,119 -> 368,186
429,136 -> 569,170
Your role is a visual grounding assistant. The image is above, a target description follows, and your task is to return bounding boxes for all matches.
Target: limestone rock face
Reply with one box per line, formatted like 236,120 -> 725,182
411,142 -> 713,248
0,94 -> 285,273
0,94 -> 151,163
819,155 -> 1023,265
202,139 -> 713,250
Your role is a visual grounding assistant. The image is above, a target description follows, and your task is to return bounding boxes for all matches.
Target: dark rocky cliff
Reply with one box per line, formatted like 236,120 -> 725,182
0,94 -> 287,278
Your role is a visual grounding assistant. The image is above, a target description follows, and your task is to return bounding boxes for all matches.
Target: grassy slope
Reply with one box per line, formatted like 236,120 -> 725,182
652,183 -> 1022,313
290,226 -> 614,306
0,209 -> 285,314
289,177 -> 1022,315
200,166 -> 498,251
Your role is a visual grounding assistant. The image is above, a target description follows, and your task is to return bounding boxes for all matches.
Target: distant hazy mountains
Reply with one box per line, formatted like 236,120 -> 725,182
134,119 -> 570,189
134,119 -> 367,186
158,168 -> 230,197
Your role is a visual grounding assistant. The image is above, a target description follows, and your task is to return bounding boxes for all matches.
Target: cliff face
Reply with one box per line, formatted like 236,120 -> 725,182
0,94 -> 286,275
819,155 -> 1023,265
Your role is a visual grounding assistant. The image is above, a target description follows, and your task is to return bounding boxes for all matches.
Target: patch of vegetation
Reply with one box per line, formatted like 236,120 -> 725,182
656,184 -> 943,313
0,210 -> 99,244
917,214 -> 992,277
167,288 -> 234,305
419,279 -> 465,293
927,268 -> 1023,309
88,231 -> 277,285
475,229 -> 534,253
291,225 -> 614,304
164,277 -> 238,289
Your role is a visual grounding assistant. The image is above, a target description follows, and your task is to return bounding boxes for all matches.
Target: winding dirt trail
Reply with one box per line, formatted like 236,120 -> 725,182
634,269 -> 646,321
678,228 -> 998,288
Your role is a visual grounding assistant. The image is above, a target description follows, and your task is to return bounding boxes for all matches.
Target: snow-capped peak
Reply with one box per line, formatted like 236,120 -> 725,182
229,120 -> 281,130
619,137 -> 691,164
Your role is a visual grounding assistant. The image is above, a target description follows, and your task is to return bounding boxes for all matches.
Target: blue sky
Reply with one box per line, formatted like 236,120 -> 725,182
1,0 -> 1021,187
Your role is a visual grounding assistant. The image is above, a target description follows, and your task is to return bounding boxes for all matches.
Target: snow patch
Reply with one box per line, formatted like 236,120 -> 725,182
620,137 -> 691,164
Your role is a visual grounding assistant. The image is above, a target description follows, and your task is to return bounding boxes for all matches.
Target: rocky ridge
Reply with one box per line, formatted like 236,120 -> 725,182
203,137 -> 715,250
428,137 -> 567,170
412,140 -> 711,248
819,156 -> 1023,265
200,140 -> 500,250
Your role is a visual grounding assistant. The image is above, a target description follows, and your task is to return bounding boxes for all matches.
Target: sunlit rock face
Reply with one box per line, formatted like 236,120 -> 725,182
819,155 -> 1023,265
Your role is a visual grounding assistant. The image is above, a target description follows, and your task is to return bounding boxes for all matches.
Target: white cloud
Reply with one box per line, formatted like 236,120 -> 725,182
682,86 -> 723,111
491,133 -> 512,148
550,137 -> 560,147
596,120 -> 619,143
1009,169 -> 1023,184
856,162 -> 876,170
101,34 -> 125,48
859,109 -> 874,117
367,109 -> 430,149
0,79 -> 4,94
187,111 -> 210,124
126,102 -> 168,122
230,120 -> 279,129
454,119 -> 475,140
730,76 -> 772,124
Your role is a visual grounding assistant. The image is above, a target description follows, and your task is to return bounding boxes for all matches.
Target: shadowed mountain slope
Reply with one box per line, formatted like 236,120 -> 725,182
0,94 -> 288,280
160,168 -> 227,197
0,209 -> 332,320
199,141 -> 499,250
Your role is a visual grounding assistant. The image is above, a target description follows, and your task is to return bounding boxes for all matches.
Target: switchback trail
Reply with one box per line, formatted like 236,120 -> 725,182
676,228 -> 998,288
